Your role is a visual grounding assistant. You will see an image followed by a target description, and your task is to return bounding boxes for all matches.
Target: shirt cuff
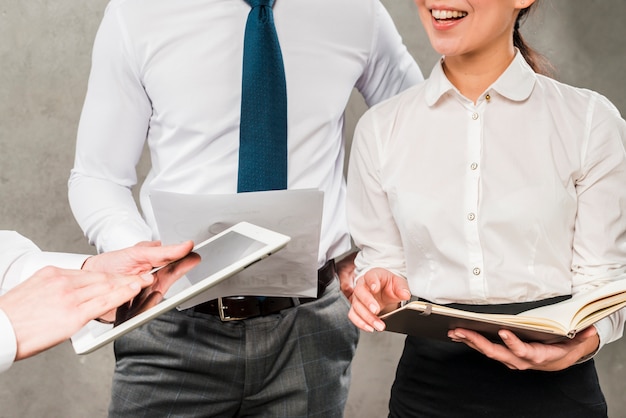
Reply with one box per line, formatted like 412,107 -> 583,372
0,309 -> 17,374
354,266 -> 406,285
589,317 -> 613,355
98,222 -> 154,252
18,252 -> 90,283
575,319 -> 615,364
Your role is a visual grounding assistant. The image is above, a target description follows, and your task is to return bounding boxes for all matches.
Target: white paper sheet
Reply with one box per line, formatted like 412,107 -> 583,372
149,189 -> 323,308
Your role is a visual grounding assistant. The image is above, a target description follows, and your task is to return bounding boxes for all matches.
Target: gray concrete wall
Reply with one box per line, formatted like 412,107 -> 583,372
1,0 -> 625,416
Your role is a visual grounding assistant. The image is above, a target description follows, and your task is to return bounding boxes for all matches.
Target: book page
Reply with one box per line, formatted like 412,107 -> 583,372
425,304 -> 567,333
518,279 -> 626,330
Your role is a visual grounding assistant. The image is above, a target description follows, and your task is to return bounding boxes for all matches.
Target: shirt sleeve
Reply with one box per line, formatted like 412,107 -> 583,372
355,1 -> 424,107
347,110 -> 406,282
0,230 -> 89,293
0,309 -> 17,374
0,231 -> 41,295
68,4 -> 154,252
572,92 -> 626,350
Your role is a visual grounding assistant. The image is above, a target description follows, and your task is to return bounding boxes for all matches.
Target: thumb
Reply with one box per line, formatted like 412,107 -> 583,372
393,276 -> 412,301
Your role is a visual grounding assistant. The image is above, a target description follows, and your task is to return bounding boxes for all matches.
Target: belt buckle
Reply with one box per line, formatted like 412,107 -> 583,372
217,297 -> 247,321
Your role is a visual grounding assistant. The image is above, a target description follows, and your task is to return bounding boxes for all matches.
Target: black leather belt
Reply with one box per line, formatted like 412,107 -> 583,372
193,259 -> 336,321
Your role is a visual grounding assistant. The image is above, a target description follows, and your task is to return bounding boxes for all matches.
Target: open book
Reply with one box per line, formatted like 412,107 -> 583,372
380,279 -> 626,343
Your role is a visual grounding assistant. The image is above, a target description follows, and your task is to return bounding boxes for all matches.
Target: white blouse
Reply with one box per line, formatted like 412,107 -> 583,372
347,53 -> 626,347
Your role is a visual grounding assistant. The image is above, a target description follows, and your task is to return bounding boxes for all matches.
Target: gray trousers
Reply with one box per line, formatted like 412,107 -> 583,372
108,280 -> 359,417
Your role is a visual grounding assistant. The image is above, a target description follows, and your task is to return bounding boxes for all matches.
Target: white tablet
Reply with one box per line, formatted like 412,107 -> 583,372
71,222 -> 290,355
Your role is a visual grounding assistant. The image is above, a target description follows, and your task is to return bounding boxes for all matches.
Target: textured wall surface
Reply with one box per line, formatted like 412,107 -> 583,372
1,0 -> 625,417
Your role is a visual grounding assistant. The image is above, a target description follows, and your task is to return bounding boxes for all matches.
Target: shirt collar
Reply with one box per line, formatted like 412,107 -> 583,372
425,51 -> 537,106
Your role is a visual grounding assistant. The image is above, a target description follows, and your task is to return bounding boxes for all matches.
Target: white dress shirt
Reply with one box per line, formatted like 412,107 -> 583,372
0,231 -> 88,373
68,0 -> 423,267
348,53 -> 626,347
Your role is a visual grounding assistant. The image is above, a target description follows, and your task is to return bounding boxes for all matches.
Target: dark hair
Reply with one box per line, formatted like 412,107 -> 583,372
514,5 -> 554,77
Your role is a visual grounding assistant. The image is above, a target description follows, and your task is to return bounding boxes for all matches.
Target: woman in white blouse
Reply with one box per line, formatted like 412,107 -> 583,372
347,0 -> 626,416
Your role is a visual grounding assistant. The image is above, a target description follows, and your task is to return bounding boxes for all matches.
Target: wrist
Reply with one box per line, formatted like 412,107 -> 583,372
576,333 -> 600,364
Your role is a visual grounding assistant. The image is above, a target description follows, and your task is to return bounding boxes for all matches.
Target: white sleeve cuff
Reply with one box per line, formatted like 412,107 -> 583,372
576,318 -> 620,364
592,316 -> 620,352
17,252 -> 90,283
353,265 -> 406,285
0,309 -> 17,374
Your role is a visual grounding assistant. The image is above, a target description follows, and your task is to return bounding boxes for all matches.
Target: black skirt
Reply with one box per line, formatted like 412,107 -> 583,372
388,334 -> 607,418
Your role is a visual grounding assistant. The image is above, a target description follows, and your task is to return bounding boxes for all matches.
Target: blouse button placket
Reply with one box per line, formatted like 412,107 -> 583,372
466,106 -> 485,298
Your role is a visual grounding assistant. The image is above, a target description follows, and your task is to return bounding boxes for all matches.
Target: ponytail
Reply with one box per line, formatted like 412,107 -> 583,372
514,6 -> 554,77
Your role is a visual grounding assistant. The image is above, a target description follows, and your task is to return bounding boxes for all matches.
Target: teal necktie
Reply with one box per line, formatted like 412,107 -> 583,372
237,0 -> 288,192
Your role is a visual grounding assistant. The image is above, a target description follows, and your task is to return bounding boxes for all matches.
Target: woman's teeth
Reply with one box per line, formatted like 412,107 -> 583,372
431,9 -> 468,20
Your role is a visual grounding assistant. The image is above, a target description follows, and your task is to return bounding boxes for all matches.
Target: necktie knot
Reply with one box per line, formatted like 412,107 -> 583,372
245,0 -> 274,8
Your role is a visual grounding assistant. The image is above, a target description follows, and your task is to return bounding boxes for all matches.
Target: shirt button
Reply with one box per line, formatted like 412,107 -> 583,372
470,162 -> 478,170
473,267 -> 481,276
467,213 -> 476,221
472,113 -> 479,120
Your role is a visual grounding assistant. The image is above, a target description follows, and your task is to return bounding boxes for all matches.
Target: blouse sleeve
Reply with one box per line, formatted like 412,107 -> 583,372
347,109 -> 406,281
572,92 -> 626,349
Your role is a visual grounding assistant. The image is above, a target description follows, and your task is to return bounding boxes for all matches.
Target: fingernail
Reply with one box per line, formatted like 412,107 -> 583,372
369,303 -> 378,314
374,321 -> 385,332
454,331 -> 466,339
402,289 -> 411,298
499,331 -> 508,340
129,282 -> 141,291
448,331 -> 462,342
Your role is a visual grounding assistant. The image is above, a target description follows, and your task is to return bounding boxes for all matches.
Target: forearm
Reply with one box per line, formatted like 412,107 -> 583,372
68,172 -> 153,252
347,117 -> 407,281
69,6 -> 154,253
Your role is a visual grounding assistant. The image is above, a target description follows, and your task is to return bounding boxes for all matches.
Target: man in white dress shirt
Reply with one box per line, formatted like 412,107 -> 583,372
0,230 -> 192,373
68,0 -> 423,415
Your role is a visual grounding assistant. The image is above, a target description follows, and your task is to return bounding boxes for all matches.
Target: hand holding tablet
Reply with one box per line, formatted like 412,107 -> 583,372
71,222 -> 290,354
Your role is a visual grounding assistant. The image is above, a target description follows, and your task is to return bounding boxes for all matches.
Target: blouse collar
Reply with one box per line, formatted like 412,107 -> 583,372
425,50 -> 537,106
